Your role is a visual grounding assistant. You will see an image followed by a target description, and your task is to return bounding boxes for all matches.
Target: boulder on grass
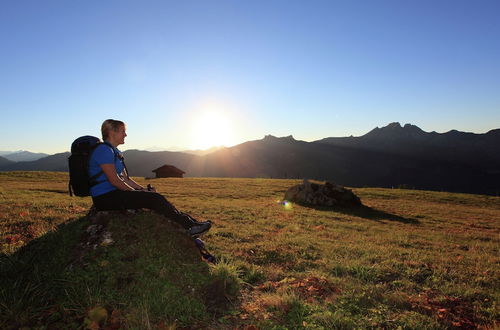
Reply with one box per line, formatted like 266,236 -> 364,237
284,179 -> 362,207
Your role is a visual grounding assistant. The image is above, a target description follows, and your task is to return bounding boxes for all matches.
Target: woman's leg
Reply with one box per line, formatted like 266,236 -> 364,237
92,190 -> 196,229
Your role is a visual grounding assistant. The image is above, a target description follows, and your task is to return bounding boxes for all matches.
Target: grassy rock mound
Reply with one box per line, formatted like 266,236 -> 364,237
0,210 -> 239,329
284,179 -> 362,207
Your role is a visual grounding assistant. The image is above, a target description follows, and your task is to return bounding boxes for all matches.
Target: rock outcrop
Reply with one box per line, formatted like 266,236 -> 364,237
284,179 -> 362,207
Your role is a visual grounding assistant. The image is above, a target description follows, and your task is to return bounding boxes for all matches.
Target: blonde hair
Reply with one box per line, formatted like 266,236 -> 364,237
101,119 -> 125,140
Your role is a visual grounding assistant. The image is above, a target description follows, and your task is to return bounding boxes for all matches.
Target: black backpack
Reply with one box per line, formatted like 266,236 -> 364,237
68,136 -> 118,197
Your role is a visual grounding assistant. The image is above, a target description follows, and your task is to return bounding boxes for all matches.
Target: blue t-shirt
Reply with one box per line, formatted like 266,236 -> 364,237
88,143 -> 125,197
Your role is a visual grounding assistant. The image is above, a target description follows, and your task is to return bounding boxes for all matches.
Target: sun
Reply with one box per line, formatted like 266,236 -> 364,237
190,110 -> 235,150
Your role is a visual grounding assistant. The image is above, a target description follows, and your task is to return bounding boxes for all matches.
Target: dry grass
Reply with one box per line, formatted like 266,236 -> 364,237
1,171 -> 499,329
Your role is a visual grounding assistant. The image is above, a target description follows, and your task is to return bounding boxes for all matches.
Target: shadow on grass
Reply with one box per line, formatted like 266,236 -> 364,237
299,203 -> 420,224
0,211 -> 231,329
0,215 -> 88,329
28,188 -> 68,194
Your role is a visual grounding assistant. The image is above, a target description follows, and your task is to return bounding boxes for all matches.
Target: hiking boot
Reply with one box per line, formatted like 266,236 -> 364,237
180,212 -> 206,224
196,219 -> 212,226
188,221 -> 212,237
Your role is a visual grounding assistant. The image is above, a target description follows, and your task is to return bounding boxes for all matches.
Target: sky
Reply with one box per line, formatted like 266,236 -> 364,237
1,0 -> 499,153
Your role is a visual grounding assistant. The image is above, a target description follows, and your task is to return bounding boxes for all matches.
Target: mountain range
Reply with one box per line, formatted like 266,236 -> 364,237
1,122 -> 499,195
0,150 -> 49,162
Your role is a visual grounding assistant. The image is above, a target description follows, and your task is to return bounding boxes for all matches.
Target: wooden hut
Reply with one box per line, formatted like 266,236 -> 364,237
152,165 -> 185,178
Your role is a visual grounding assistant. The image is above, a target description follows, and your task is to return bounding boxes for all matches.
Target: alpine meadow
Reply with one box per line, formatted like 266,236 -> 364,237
1,172 -> 498,329
3,0 -> 500,329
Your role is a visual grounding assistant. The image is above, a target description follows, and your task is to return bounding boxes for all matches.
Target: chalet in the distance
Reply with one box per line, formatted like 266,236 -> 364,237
152,165 -> 185,178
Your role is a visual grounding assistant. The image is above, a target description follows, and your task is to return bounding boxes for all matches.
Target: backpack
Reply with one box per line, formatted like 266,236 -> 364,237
68,136 -> 117,197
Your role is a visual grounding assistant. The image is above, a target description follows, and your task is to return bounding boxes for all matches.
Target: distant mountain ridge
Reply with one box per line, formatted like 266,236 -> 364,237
0,150 -> 49,162
0,155 -> 14,167
1,152 -> 69,172
315,122 -> 500,165
1,123 -> 499,195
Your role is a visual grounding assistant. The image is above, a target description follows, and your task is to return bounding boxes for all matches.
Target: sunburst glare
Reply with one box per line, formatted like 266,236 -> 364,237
190,109 -> 236,150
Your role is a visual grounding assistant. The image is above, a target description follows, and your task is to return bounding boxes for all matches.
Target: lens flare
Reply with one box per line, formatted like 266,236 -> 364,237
277,200 -> 293,210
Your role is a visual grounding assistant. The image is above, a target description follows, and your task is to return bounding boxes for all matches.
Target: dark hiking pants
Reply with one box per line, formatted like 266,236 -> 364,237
92,190 -> 196,229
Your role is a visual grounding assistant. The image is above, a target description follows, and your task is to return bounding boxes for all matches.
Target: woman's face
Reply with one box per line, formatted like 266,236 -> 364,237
110,125 -> 127,145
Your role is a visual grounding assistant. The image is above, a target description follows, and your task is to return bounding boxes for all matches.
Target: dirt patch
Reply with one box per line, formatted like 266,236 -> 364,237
289,276 -> 341,302
408,290 -> 479,329
257,276 -> 341,302
202,277 -> 233,314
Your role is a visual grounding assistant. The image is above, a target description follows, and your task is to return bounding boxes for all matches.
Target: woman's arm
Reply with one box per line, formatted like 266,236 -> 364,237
122,175 -> 147,191
100,164 -> 135,191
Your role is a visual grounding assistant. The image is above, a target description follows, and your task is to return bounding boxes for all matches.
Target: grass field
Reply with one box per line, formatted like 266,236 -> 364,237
0,171 -> 499,329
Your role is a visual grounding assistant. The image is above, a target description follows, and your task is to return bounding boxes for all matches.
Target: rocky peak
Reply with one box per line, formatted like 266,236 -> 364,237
386,122 -> 402,129
263,135 -> 296,142
402,123 -> 425,135
365,122 -> 426,139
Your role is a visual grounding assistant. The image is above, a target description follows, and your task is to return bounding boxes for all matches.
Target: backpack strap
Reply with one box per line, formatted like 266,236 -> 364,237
88,143 -> 117,187
88,142 -> 130,189
88,168 -> 106,187
103,141 -> 130,180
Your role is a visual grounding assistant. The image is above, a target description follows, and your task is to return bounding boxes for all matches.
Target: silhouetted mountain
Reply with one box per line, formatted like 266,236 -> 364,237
2,152 -> 70,172
0,123 -> 498,195
2,151 -> 49,162
315,122 -> 500,164
0,156 -> 14,167
188,134 -> 499,195
121,150 -> 199,177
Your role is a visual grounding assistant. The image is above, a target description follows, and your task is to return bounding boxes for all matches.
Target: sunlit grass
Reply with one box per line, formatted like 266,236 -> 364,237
0,171 -> 499,328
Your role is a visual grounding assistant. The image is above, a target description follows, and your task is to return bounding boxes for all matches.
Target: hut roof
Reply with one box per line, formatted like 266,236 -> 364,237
152,164 -> 185,174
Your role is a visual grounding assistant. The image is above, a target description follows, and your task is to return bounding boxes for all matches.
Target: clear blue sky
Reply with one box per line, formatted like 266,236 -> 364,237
1,0 -> 499,153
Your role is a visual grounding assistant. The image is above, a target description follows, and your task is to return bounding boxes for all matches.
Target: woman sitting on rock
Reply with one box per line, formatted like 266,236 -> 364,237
89,119 -> 211,236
